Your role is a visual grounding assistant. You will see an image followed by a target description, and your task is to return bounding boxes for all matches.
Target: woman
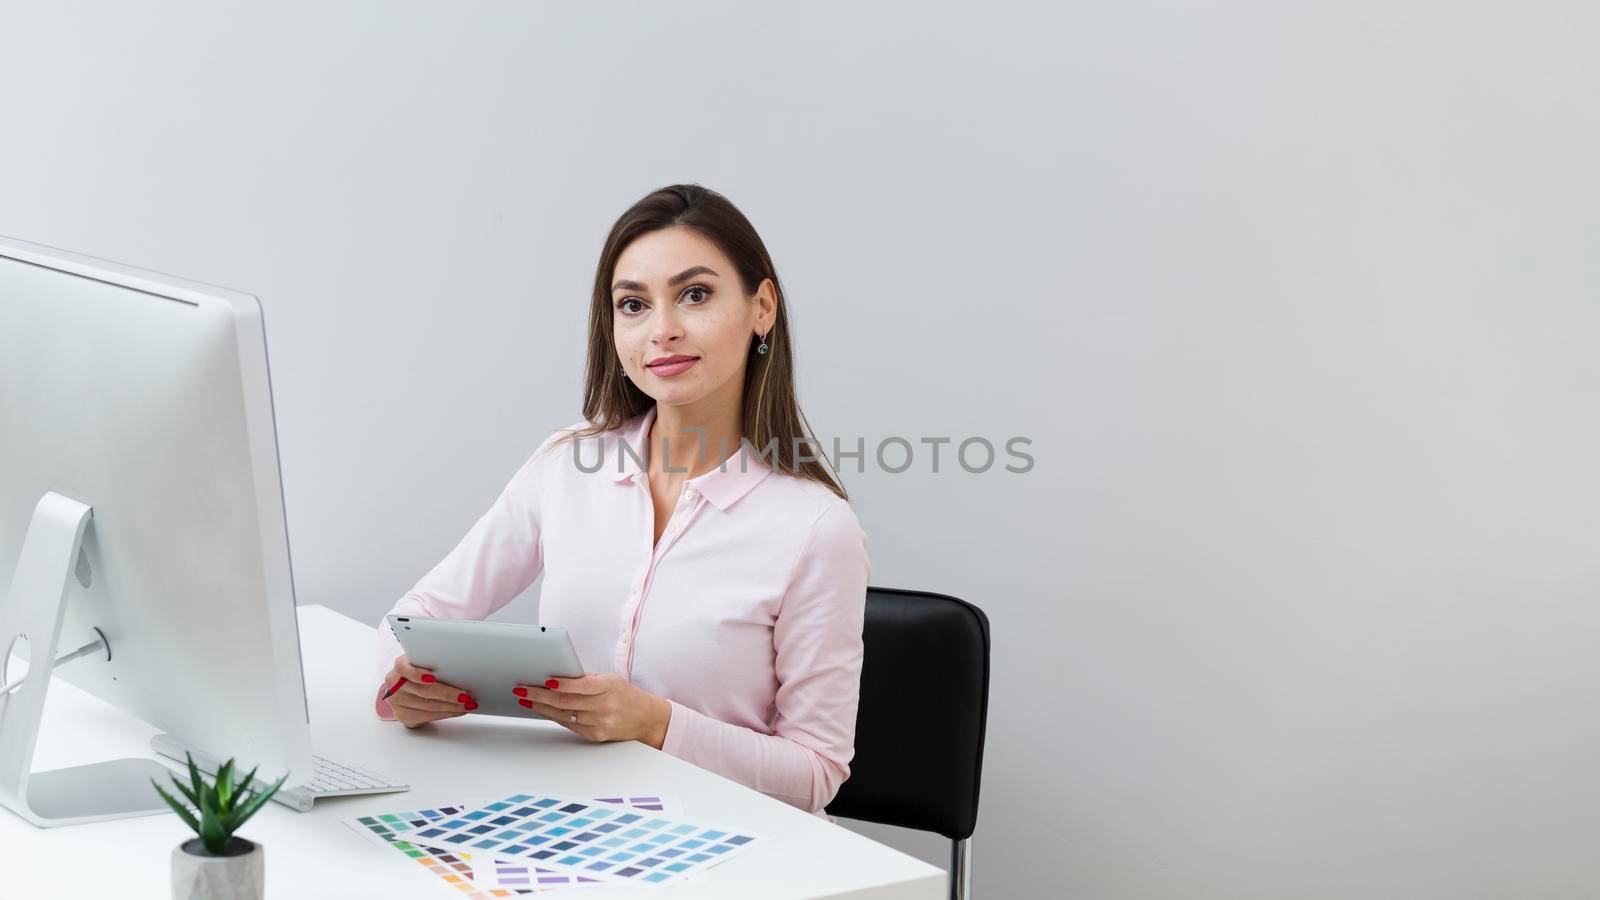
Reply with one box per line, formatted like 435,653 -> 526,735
373,184 -> 871,821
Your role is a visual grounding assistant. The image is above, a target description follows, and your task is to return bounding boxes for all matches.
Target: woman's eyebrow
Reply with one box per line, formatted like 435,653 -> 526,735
612,266 -> 719,293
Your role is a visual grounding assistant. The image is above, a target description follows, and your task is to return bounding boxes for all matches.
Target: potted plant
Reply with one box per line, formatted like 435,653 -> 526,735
152,752 -> 289,900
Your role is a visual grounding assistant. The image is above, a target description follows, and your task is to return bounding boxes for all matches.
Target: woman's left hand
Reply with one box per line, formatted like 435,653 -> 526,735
513,673 -> 672,748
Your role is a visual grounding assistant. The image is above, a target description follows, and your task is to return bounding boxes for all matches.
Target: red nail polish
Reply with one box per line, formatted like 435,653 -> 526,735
420,673 -> 436,684
545,679 -> 559,689
458,693 -> 472,703
465,701 -> 478,710
513,687 -> 528,697
518,698 -> 533,708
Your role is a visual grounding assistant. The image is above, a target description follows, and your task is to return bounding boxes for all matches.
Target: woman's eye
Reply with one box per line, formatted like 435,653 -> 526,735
617,298 -> 644,314
683,286 -> 711,303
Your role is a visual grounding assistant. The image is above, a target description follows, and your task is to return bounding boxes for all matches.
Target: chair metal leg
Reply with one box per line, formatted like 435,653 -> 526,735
949,836 -> 972,900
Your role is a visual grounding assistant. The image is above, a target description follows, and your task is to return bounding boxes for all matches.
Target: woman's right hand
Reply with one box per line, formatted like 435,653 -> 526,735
381,655 -> 477,729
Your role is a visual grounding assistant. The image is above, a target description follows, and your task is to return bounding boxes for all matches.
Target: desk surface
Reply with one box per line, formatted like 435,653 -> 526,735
0,605 -> 944,899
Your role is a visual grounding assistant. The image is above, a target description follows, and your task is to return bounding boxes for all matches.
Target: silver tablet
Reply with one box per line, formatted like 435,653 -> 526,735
386,614 -> 585,719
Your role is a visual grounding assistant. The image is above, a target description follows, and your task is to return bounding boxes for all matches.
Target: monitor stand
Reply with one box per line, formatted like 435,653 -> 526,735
0,491 -> 173,827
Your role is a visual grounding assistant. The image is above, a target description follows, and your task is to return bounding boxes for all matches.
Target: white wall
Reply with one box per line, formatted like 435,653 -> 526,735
4,1 -> 1598,896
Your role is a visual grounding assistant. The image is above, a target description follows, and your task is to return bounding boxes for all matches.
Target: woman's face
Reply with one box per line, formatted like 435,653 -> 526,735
612,226 -> 774,410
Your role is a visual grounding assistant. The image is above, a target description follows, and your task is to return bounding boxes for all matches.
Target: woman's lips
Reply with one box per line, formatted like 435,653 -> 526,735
647,357 -> 699,377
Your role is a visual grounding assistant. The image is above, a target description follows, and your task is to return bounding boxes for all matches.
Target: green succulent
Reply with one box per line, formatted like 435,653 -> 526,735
151,752 -> 289,854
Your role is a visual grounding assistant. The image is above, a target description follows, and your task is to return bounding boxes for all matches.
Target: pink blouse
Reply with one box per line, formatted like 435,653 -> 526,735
372,404 -> 871,821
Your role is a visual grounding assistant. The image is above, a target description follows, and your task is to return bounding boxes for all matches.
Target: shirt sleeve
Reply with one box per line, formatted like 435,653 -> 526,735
373,433 -> 557,720
658,501 -> 870,814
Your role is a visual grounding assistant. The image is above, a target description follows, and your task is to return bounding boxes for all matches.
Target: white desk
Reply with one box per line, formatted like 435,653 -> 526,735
0,605 -> 945,899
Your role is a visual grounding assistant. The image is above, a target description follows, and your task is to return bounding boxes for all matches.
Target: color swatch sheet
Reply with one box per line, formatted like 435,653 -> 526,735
458,797 -> 702,890
348,795 -> 699,896
346,793 -> 738,895
383,789 -> 769,891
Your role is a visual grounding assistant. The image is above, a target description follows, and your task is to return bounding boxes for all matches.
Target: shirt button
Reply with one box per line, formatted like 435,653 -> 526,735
683,485 -> 696,498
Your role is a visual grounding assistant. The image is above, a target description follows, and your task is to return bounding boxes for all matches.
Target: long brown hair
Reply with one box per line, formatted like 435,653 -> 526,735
546,183 -> 848,501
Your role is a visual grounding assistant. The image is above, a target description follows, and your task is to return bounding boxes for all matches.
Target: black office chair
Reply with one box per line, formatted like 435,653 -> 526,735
826,586 -> 991,900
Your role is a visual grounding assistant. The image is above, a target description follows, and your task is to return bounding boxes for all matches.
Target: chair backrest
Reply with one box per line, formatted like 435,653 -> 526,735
826,586 -> 990,840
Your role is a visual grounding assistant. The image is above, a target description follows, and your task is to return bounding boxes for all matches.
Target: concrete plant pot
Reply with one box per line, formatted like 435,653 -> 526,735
171,836 -> 264,900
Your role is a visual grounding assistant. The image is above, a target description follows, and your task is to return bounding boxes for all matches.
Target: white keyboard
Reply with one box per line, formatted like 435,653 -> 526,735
303,754 -> 406,796
150,733 -> 409,813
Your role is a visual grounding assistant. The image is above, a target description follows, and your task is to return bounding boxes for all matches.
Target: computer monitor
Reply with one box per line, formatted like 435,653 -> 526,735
0,234 -> 316,826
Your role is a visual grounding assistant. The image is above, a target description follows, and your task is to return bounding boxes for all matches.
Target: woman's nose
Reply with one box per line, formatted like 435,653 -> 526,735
650,309 -> 684,343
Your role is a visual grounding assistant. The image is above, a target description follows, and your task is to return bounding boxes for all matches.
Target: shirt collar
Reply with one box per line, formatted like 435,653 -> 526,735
609,404 -> 771,511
